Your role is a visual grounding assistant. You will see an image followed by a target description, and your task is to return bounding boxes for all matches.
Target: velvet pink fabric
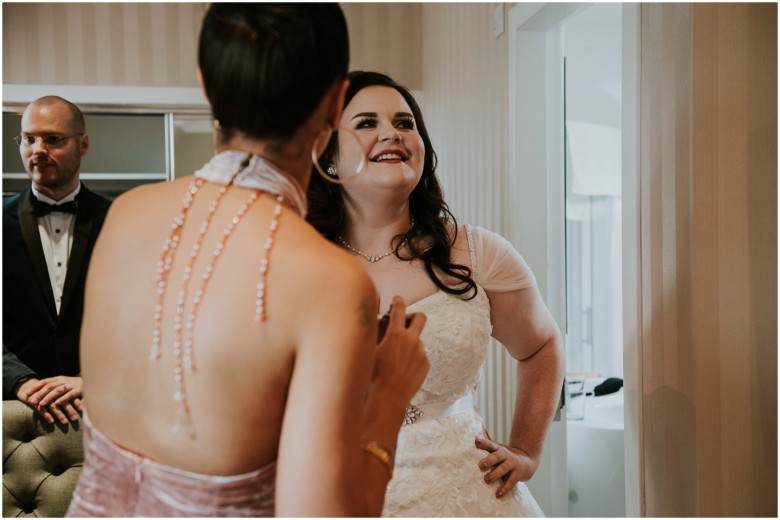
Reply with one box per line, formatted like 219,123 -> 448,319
67,414 -> 275,517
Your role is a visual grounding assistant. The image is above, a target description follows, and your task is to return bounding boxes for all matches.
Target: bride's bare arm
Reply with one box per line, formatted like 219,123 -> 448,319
475,286 -> 563,498
275,265 -> 426,516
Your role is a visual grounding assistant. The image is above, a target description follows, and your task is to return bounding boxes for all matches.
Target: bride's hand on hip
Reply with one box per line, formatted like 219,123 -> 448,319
475,436 -> 538,499
373,296 -> 429,405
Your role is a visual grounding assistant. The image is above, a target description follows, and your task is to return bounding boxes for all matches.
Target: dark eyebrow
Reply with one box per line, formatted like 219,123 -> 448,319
351,112 -> 377,120
350,112 -> 415,120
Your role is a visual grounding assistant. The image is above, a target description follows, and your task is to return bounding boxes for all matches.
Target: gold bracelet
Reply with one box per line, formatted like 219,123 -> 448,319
361,440 -> 394,479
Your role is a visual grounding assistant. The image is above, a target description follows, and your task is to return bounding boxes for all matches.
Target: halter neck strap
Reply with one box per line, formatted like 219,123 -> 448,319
194,151 -> 307,218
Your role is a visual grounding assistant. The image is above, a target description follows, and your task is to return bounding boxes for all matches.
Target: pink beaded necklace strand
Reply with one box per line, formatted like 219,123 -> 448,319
255,195 -> 284,321
182,190 -> 261,373
149,154 -> 288,438
151,178 -> 205,362
176,189 -> 254,435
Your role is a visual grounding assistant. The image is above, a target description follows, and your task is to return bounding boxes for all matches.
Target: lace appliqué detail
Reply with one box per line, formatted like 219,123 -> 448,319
150,151 -> 305,438
382,287 -> 544,517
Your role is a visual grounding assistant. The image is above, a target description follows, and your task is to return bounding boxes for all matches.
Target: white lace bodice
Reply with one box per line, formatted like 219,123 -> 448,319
407,288 -> 491,406
404,223 -> 535,407
381,225 -> 543,517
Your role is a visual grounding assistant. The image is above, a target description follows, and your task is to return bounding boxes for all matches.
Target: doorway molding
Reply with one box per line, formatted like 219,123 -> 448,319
508,3 -> 642,516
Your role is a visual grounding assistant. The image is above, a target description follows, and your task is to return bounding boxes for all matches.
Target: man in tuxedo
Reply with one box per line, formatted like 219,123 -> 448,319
3,96 -> 111,425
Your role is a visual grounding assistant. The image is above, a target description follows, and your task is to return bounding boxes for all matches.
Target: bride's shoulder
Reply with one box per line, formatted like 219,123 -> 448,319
448,221 -> 484,253
455,224 -> 516,253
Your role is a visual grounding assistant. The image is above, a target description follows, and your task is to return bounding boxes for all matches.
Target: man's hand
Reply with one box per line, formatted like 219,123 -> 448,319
17,376 -> 83,425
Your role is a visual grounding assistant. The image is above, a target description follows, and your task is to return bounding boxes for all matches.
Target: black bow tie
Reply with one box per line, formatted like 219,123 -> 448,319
32,199 -> 78,217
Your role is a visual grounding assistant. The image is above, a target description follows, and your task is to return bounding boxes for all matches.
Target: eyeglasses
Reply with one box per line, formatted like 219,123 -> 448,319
14,133 -> 84,148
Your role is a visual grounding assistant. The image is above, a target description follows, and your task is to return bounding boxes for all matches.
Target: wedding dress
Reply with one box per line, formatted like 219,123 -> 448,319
382,225 -> 545,517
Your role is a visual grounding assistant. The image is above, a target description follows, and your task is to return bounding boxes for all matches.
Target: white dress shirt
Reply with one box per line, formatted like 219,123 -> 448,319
31,184 -> 81,315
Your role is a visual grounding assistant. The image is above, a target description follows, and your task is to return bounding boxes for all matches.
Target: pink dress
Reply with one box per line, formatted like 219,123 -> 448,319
66,413 -> 276,517
68,152 -> 306,517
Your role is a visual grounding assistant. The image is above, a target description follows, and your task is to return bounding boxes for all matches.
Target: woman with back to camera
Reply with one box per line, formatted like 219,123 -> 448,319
67,7 -> 428,517
307,71 -> 564,517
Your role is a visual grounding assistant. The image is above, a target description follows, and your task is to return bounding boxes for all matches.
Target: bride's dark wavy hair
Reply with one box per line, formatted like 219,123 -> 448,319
306,71 -> 477,300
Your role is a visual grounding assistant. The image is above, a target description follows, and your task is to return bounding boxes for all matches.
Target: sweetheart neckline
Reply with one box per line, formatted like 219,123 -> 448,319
404,285 -> 487,310
405,289 -> 444,309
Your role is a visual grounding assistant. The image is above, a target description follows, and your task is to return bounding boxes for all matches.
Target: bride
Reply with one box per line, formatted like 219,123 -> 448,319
307,71 -> 564,517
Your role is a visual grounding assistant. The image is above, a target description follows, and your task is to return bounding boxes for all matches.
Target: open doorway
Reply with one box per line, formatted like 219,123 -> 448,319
561,4 -> 625,517
508,3 -> 640,517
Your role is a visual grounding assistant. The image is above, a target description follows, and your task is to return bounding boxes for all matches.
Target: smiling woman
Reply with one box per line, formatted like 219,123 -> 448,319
307,71 -> 564,517
308,71 -> 475,303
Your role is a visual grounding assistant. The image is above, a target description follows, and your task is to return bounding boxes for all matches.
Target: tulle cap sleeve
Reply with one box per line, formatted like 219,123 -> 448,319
467,225 -> 536,292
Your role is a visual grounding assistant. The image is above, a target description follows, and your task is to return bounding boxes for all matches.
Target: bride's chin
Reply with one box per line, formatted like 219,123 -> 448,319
342,164 -> 421,192
371,165 -> 420,183
375,174 -> 419,192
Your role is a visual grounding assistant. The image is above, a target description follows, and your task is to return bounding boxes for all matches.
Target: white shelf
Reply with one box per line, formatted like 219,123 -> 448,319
3,85 -> 209,113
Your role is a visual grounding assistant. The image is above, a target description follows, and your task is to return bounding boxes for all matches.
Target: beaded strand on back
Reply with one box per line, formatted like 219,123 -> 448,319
173,187 -> 262,437
255,196 -> 284,321
151,178 -> 205,362
149,152 -> 300,438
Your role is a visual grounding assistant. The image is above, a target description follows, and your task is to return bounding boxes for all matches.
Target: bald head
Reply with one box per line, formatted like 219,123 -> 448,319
27,96 -> 86,134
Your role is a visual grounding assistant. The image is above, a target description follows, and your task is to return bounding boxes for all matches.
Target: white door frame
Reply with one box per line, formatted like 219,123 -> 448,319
507,3 -> 571,516
620,3 -> 643,516
508,3 -> 642,516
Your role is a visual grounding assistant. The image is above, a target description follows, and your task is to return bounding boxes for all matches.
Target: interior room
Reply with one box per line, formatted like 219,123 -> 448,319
2,3 -> 776,517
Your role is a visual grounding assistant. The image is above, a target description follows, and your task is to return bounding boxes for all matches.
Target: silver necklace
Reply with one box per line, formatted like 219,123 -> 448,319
338,218 -> 414,263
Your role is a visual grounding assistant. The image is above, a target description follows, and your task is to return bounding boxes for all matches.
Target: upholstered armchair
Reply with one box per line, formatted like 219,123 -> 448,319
2,400 -> 83,517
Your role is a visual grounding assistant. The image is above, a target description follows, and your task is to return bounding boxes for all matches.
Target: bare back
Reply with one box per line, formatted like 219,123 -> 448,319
81,175 -> 377,477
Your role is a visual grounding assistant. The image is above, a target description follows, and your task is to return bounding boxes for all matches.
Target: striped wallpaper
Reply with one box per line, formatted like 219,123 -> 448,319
3,3 -> 206,86
2,3 -> 422,90
342,3 -> 423,89
420,3 -> 519,445
639,4 -> 777,516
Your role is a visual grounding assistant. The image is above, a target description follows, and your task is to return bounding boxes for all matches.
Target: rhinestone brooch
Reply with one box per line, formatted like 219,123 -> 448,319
404,404 -> 423,425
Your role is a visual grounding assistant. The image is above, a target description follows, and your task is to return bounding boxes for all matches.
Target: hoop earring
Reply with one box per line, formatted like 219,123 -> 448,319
311,127 -> 366,185
355,154 -> 366,175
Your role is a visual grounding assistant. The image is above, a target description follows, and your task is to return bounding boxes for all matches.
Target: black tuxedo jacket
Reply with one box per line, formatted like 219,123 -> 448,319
3,184 -> 111,399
